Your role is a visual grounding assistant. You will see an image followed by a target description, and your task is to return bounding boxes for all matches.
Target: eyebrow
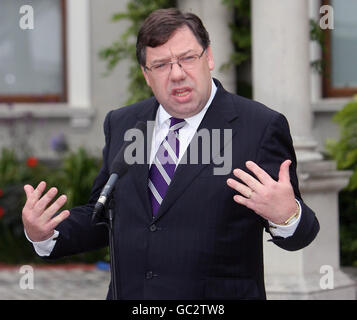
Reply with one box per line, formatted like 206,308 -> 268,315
150,49 -> 194,65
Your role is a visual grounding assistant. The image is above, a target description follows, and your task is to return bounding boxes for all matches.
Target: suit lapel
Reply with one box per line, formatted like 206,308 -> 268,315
130,99 -> 158,220
153,80 -> 240,221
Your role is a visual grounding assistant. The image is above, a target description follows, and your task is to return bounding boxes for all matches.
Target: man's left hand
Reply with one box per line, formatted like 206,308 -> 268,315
226,160 -> 297,225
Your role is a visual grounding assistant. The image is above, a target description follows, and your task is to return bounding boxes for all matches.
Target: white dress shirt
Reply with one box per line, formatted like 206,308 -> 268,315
149,79 -> 217,167
26,78 -> 301,256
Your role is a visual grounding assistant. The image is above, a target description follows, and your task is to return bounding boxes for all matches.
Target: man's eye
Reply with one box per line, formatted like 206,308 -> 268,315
153,63 -> 167,70
181,56 -> 196,63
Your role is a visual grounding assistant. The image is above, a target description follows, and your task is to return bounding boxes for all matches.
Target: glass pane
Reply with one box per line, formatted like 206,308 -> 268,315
0,0 -> 64,97
330,0 -> 357,88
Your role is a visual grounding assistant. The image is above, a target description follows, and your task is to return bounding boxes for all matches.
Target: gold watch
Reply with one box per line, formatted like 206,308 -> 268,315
282,200 -> 300,225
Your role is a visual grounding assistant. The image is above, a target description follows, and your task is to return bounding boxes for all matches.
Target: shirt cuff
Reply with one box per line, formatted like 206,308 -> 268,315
24,229 -> 59,257
268,199 -> 302,238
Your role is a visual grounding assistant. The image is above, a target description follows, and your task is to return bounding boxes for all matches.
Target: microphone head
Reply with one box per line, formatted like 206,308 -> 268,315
114,164 -> 129,179
110,121 -> 147,177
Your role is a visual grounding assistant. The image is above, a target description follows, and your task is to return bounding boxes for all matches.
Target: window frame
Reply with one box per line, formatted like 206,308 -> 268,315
322,0 -> 357,98
0,0 -> 67,103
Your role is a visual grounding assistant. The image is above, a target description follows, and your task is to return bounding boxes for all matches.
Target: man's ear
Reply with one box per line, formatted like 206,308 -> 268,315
141,66 -> 151,87
205,46 -> 215,71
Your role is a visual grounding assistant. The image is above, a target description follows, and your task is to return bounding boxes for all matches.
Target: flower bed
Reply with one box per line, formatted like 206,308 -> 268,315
0,147 -> 107,264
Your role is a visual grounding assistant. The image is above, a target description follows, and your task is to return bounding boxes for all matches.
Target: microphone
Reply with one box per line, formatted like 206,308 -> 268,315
92,121 -> 147,222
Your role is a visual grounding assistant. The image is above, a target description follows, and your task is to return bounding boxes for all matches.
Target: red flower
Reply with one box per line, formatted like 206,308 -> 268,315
26,157 -> 38,168
0,207 -> 4,219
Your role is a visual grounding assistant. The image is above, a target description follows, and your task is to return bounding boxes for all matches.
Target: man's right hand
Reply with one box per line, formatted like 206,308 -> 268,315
22,181 -> 70,242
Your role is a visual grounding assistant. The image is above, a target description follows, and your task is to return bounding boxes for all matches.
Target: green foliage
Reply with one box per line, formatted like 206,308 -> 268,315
326,96 -> 357,266
310,19 -> 326,74
326,98 -> 357,190
339,191 -> 357,266
55,148 -> 102,209
0,149 -> 49,188
220,0 -> 251,71
221,0 -> 252,98
0,148 -> 106,265
99,0 -> 176,105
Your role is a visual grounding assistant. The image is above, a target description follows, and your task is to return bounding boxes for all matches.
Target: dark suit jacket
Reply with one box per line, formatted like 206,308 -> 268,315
49,79 -> 319,300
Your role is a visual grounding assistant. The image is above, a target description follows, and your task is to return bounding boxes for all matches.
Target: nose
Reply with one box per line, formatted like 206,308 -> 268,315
169,62 -> 186,81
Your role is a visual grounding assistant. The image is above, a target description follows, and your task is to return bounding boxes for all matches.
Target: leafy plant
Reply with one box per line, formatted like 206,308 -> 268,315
99,0 -> 176,105
326,97 -> 357,190
221,0 -> 252,98
339,191 -> 357,266
54,148 -> 102,209
326,96 -> 357,266
220,0 -> 251,71
0,149 -> 50,188
310,18 -> 326,75
0,148 -> 106,264
0,149 -> 51,263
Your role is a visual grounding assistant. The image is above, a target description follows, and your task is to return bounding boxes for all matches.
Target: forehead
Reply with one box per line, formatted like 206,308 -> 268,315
145,26 -> 201,62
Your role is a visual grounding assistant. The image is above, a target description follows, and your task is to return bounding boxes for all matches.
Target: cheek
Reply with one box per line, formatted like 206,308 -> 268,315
150,81 -> 168,100
197,68 -> 212,91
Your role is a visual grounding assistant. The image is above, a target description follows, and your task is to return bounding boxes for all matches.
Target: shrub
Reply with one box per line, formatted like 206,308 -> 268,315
326,96 -> 357,266
0,148 -> 107,264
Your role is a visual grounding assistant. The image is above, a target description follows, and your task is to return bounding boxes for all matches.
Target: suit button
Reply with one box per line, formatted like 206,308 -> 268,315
146,271 -> 153,279
150,224 -> 157,232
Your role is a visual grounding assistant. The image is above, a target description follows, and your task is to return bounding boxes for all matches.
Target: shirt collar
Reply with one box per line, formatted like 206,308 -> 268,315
157,78 -> 218,128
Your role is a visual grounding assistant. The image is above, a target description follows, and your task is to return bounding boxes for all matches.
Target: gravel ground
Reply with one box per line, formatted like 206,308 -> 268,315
0,264 -> 355,300
0,264 -> 110,300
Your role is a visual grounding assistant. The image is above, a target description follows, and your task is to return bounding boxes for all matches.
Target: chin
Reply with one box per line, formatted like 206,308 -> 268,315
172,105 -> 196,116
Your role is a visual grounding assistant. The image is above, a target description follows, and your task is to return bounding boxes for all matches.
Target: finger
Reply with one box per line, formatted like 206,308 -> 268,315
24,184 -> 34,199
233,195 -> 255,211
24,181 -> 46,210
46,210 -> 70,231
278,160 -> 292,183
233,168 -> 262,192
233,195 -> 269,220
23,184 -> 35,210
245,161 -> 272,185
227,179 -> 253,199
33,187 -> 58,214
42,194 -> 68,222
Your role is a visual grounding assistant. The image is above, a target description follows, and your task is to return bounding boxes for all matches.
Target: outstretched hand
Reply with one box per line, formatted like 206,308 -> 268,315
226,160 -> 298,225
22,181 -> 70,242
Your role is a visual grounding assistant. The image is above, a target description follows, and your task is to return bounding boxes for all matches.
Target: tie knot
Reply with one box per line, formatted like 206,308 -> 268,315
169,117 -> 186,132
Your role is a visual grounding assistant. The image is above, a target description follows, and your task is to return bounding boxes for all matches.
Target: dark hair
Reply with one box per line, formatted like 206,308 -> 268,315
136,8 -> 211,67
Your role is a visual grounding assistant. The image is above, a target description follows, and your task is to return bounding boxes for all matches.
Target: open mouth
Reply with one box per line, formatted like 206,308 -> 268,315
172,88 -> 192,97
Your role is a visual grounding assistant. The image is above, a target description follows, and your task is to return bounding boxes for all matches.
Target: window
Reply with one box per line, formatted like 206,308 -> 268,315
0,0 -> 66,103
323,0 -> 357,97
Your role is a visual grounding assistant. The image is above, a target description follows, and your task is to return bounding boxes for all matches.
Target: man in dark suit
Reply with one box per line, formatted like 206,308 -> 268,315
22,8 -> 319,300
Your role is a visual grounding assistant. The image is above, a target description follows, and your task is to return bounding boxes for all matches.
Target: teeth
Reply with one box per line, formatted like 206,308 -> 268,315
174,89 -> 189,96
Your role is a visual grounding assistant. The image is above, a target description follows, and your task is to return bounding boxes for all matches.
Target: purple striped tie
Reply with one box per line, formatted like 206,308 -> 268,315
148,117 -> 186,216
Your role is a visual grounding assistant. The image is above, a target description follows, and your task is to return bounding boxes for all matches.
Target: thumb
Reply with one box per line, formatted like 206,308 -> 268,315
278,160 -> 291,183
23,184 -> 34,198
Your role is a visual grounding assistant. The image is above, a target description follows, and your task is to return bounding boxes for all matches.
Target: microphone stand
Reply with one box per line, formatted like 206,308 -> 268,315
93,196 -> 119,300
